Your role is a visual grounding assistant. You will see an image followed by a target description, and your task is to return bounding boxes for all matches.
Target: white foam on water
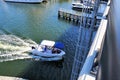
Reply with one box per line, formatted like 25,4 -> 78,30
0,34 -> 37,62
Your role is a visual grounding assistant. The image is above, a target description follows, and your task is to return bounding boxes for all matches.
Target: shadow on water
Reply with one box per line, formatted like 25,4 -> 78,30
21,60 -> 67,80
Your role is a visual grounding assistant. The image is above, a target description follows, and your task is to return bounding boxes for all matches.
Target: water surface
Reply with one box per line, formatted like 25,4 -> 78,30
0,0 -> 80,80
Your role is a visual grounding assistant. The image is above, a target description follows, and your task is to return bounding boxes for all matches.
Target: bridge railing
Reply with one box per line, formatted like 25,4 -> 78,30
77,1 -> 110,80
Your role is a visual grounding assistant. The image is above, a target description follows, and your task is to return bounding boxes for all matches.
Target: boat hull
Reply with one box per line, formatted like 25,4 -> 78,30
31,49 -> 65,61
32,55 -> 63,61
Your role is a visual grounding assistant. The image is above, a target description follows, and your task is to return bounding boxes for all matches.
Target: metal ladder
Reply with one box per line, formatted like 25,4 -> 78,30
70,0 -> 100,80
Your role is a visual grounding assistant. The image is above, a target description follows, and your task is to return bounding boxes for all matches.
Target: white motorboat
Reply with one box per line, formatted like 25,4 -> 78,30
31,40 -> 65,61
72,2 -> 93,11
4,0 -> 43,3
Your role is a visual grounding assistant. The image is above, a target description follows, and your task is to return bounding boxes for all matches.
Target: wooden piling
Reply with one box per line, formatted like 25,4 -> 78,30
58,8 -> 101,26
58,8 -> 83,25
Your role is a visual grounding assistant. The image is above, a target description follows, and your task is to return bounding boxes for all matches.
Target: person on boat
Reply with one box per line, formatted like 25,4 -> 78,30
43,45 -> 47,52
52,48 -> 61,54
57,49 -> 61,53
52,48 -> 57,53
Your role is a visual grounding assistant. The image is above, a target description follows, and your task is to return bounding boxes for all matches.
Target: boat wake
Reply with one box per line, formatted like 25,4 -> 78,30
0,33 -> 37,62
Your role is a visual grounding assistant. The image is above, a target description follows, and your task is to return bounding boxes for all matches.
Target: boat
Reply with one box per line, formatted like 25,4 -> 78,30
31,40 -> 65,61
72,1 -> 93,11
4,0 -> 44,3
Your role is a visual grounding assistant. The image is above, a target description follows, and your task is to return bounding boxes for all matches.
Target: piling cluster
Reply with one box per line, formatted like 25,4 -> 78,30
58,8 -> 100,29
58,9 -> 81,25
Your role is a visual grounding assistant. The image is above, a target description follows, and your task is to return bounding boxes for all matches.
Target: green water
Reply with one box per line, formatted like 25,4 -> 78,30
0,0 -> 80,80
0,0 -> 79,42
